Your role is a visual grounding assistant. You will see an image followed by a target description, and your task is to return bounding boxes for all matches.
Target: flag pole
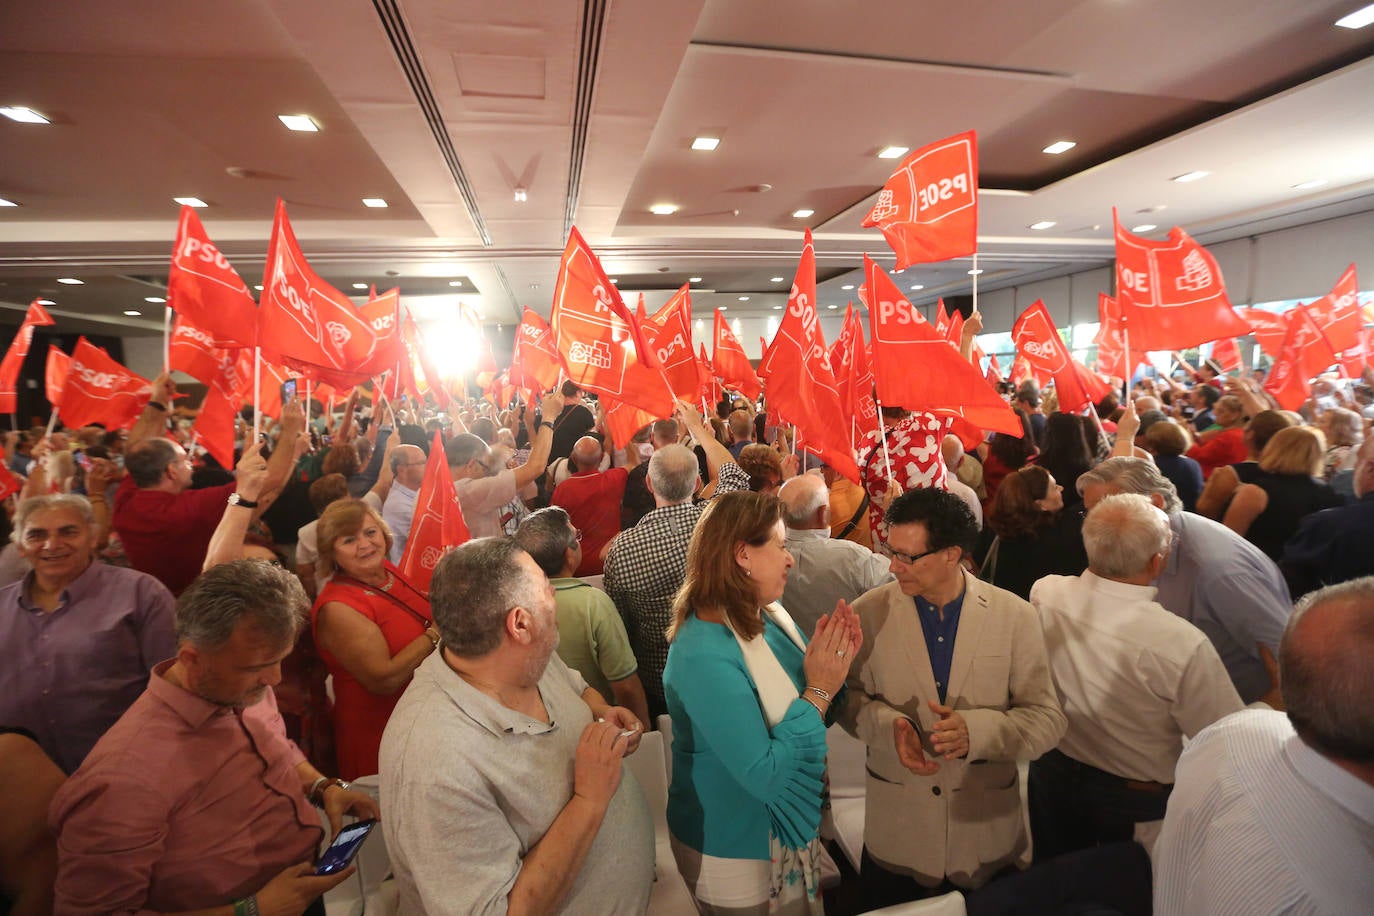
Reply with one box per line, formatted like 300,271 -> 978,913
163,306 -> 172,374
303,378 -> 312,428
971,251 -> 979,317
872,394 -> 896,486
252,347 -> 262,439
45,408 -> 59,437
1121,326 -> 1131,402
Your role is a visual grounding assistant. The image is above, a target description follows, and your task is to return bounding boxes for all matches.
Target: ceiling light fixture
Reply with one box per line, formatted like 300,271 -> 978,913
352,283 -> 367,290
689,276 -> 703,283
0,197 -> 17,207
362,198 -> 388,208
649,203 -> 678,215
37,299 -> 55,305
1028,220 -> 1057,230
771,276 -> 785,283
967,269 -> 984,276
1131,224 -> 1158,233
0,107 -> 49,124
123,310 -> 142,316
1042,140 -> 1076,155
1172,170 -> 1210,183
449,280 -> 464,287
738,296 -> 750,301
1291,178 -> 1328,190
691,136 -> 720,151
609,278 -> 618,285
877,145 -> 909,160
278,114 -> 319,132
772,305 -> 783,310
254,285 -> 264,291
512,188 -> 528,203
826,304 -> 838,310
1335,3 -> 1374,28
910,284 -> 925,291
57,277 -> 83,285
841,284 -> 855,290
174,197 -> 208,208
719,306 -> 728,311
792,208 -> 814,218
144,296 -> 166,303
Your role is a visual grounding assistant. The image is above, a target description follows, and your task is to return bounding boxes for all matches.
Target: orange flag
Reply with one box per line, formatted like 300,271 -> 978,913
59,339 -> 151,430
512,307 -> 566,395
829,304 -> 879,449
1012,300 -> 1097,413
399,432 -> 470,592
1240,308 -> 1288,356
712,310 -> 762,401
1304,264 -> 1360,353
643,285 -> 699,398
862,131 -> 979,269
1210,337 -> 1242,373
45,345 -> 70,408
167,205 -> 258,348
1094,293 -> 1145,382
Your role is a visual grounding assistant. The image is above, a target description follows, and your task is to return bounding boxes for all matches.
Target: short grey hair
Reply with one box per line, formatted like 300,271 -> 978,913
1282,577 -> 1374,763
513,507 -> 577,578
648,444 -> 700,504
125,438 -> 181,487
1076,456 -> 1182,514
1082,494 -> 1171,579
13,494 -> 97,542
176,560 -> 307,650
443,433 -> 489,469
430,537 -> 545,658
779,474 -> 828,528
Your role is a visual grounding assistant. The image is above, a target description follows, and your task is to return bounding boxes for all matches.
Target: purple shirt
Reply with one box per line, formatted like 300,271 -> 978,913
0,560 -> 175,773
49,662 -> 321,916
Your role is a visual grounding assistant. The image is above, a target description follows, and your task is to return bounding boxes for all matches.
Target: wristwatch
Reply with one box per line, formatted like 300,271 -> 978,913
308,776 -> 351,806
227,492 -> 259,509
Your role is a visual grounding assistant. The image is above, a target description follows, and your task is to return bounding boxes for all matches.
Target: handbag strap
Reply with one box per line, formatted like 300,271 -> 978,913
330,572 -> 431,628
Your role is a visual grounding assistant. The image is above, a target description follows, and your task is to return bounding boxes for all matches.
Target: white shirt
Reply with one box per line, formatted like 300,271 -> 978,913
453,468 -> 518,539
780,527 -> 893,636
382,480 -> 419,563
1030,572 -> 1243,784
1154,709 -> 1374,916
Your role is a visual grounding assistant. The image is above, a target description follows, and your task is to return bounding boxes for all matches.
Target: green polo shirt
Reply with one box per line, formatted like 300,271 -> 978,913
551,577 -> 638,703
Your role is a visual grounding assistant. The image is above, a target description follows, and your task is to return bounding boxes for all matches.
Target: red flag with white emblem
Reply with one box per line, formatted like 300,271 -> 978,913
1012,300 -> 1097,413
0,300 -> 56,414
59,338 -> 151,430
166,205 -> 259,348
511,307 -> 566,395
45,345 -> 70,409
1304,264 -> 1361,353
862,131 -> 979,269
399,432 -> 470,592
1240,308 -> 1288,356
644,285 -> 700,399
713,311 -> 762,401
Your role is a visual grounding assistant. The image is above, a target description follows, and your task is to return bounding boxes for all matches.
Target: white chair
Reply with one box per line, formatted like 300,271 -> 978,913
823,724 -> 868,873
656,713 -> 674,782
321,775 -> 397,916
624,731 -> 697,915
857,890 -> 967,915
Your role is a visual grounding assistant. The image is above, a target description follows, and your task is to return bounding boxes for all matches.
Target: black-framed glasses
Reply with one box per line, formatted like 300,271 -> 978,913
878,542 -> 943,565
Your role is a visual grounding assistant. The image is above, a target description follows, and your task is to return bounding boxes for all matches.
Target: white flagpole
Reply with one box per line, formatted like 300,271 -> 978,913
304,378 -> 312,427
971,251 -> 979,317
1122,326 -> 1132,402
872,394 -> 896,486
253,347 -> 262,439
45,408 -> 59,437
163,306 -> 172,374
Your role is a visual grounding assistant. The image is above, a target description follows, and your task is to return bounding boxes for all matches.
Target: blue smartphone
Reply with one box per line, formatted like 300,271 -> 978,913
315,819 -> 377,875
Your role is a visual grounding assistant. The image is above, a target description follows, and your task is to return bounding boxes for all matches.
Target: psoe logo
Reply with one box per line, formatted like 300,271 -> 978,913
325,321 -> 353,351
421,546 -> 443,570
568,340 -> 613,369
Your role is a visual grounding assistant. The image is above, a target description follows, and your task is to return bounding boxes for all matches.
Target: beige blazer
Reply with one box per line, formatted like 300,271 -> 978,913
837,569 -> 1066,889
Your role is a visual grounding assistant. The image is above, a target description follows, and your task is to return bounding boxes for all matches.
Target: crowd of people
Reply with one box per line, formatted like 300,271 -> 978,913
1,352 -> 1372,916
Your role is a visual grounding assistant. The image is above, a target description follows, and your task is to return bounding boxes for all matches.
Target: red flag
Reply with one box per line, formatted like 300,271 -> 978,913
59,339 -> 151,430
1304,264 -> 1361,353
1094,293 -> 1145,382
756,230 -> 861,482
1240,308 -> 1288,356
1283,305 -> 1338,382
1338,327 -> 1374,377
712,311 -> 762,401
166,205 -> 258,348
1264,318 -> 1314,411
1012,300 -> 1096,413
863,254 -> 1020,434
1113,211 -> 1250,351
399,432 -> 470,592
643,285 -> 699,398
634,293 -> 648,326
985,353 -> 1002,390
45,346 -> 70,408
404,310 -> 450,410
862,130 -> 979,269
193,383 -> 240,471
943,310 -> 965,348
248,360 -> 300,420
603,399 -> 660,451
550,227 -> 672,417
0,461 -> 20,501
0,300 -> 56,414
935,299 -> 951,337
1010,355 -> 1033,390
1210,337 -> 1242,373
697,343 -> 722,407
259,199 -> 379,388
512,307 -> 566,394
355,289 -> 406,378
169,313 -> 228,386
830,304 -> 880,449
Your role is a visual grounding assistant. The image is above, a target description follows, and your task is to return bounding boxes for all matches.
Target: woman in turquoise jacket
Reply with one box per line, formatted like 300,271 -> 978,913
664,490 -> 861,915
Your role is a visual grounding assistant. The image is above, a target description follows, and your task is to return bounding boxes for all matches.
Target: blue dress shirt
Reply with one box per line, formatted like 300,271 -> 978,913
914,588 -> 965,703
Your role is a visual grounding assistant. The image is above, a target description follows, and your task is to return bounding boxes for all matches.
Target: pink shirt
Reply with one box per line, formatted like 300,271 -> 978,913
49,661 -> 322,915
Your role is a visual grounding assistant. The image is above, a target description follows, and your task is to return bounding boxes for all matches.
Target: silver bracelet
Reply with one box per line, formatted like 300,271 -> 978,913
805,685 -> 832,702
800,694 -> 826,718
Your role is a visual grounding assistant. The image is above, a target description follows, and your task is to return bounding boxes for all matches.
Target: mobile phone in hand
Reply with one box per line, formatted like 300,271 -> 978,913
315,819 -> 377,875
281,378 -> 298,405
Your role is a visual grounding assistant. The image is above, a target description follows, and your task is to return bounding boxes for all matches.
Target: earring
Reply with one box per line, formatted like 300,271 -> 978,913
745,566 -> 752,577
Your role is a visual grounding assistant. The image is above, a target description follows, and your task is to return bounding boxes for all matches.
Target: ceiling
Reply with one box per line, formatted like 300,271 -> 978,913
1,0 -> 1373,341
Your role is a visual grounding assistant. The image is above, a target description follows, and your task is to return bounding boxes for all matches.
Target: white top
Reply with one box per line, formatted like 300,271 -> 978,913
1030,572 -> 1243,784
1154,709 -> 1374,916
780,527 -> 893,637
381,480 -> 419,563
454,468 -> 517,539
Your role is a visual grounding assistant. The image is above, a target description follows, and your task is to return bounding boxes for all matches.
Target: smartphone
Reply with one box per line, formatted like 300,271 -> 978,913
281,378 -> 298,404
315,819 -> 377,876
74,451 -> 92,471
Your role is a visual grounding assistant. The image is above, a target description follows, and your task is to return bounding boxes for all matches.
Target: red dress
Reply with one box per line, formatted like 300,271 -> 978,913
312,562 -> 432,779
1186,427 -> 1248,480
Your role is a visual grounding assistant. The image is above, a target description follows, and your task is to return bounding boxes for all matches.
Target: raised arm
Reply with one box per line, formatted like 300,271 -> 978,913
202,443 -> 269,571
676,398 -> 733,488
510,392 -> 561,490
127,373 -> 176,450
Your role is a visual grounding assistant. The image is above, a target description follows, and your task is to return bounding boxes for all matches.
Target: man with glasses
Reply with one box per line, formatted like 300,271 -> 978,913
382,443 -> 429,562
838,487 -> 1066,908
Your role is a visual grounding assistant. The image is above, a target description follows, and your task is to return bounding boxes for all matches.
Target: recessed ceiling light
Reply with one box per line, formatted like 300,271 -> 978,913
37,299 -> 55,305
1172,170 -> 1210,183
362,198 -> 388,208
0,107 -> 49,124
352,283 -> 367,290
826,304 -> 838,310
877,145 -> 909,160
967,269 -> 984,276
57,277 -> 83,285
278,114 -> 319,132
1028,220 -> 1057,230
719,306 -> 728,311
0,197 -> 17,207
173,197 -> 208,208
123,310 -> 142,317
841,284 -> 855,290
910,284 -> 925,291
254,285 -> 264,291
691,136 -> 720,151
610,278 -> 618,285
449,280 -> 464,287
1335,3 -> 1374,28
689,277 -> 703,283
649,203 -> 678,216
144,296 -> 166,303
772,305 -> 783,310
1131,224 -> 1158,233
738,296 -> 750,301
1042,140 -> 1076,155
792,208 -> 815,219
770,276 -> 785,283
513,188 -> 528,203
1291,178 -> 1328,190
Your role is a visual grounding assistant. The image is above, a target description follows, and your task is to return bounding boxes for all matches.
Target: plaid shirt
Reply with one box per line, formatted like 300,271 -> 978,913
603,462 -> 749,716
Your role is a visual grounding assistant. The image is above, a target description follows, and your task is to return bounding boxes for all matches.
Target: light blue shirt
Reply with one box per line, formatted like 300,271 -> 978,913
382,481 -> 418,564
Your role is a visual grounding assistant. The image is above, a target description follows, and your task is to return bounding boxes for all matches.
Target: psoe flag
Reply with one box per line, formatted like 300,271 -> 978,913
862,130 -> 978,269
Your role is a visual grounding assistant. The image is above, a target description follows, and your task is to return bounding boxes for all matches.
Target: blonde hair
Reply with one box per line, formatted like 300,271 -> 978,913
667,491 -> 781,643
315,499 -> 394,579
1259,426 -> 1326,477
1145,420 -> 1190,457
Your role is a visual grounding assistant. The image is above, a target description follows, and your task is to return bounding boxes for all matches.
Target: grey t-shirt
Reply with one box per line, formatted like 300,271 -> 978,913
380,652 -> 654,915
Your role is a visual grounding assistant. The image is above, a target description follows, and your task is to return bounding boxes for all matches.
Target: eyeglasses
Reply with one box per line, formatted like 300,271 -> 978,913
572,528 -> 583,542
877,542 -> 943,566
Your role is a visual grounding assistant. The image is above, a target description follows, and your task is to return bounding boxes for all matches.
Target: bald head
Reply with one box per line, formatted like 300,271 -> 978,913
389,444 -> 427,488
1134,395 -> 1161,414
570,436 -> 604,472
779,473 -> 829,529
941,435 -> 964,470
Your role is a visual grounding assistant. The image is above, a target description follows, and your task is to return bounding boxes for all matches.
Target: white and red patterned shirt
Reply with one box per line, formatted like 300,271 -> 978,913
856,411 -> 953,547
